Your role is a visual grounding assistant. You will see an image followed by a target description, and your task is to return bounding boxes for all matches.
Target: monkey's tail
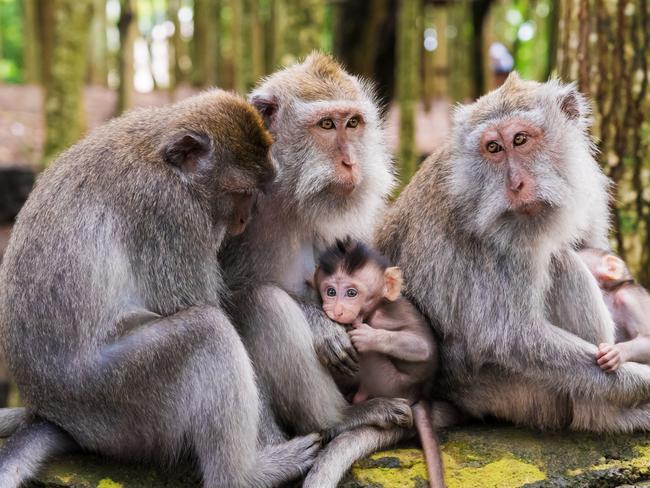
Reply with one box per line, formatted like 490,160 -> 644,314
0,407 -> 28,437
0,417 -> 76,488
413,400 -> 446,488
302,425 -> 406,488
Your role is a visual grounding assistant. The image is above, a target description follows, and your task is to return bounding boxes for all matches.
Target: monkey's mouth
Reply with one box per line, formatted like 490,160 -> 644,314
511,201 -> 546,217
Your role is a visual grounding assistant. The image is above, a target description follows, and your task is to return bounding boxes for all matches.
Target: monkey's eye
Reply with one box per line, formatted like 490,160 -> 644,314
347,117 -> 359,128
346,288 -> 358,298
326,287 -> 337,297
513,132 -> 528,146
319,118 -> 335,130
486,141 -> 503,153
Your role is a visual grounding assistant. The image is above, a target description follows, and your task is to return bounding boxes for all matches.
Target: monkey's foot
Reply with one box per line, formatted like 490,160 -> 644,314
257,432 -> 322,481
322,398 -> 414,442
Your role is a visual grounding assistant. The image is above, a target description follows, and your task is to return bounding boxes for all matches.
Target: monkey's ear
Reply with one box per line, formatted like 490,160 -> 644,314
602,255 -> 626,281
306,266 -> 319,290
557,84 -> 588,121
162,131 -> 211,173
383,266 -> 403,301
249,93 -> 278,128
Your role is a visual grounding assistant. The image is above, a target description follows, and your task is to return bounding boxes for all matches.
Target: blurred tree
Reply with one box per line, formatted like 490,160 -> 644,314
22,0 -> 41,83
332,0 -> 396,102
192,0 -> 219,87
470,0 -> 494,98
557,0 -> 650,286
43,0 -> 93,163
87,0 -> 108,85
117,0 -> 137,114
167,0 -> 182,91
396,0 -> 422,186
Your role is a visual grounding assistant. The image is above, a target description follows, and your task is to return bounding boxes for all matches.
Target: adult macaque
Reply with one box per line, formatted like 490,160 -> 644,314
579,248 -> 650,372
376,73 -> 650,432
219,54 -> 409,486
311,238 -> 445,488
0,91 -> 321,488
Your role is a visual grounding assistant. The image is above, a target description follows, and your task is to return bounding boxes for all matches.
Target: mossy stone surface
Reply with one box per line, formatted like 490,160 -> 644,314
8,424 -> 650,487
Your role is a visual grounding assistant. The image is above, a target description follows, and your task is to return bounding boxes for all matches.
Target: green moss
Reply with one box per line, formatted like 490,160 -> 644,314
351,449 -> 428,488
97,479 -> 124,488
446,457 -> 546,488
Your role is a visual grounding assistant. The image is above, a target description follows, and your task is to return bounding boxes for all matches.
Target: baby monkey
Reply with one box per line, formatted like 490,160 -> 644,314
579,248 -> 650,372
312,238 -> 445,488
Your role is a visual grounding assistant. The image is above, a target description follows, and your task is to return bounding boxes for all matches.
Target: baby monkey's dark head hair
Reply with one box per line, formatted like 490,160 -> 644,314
318,237 -> 391,276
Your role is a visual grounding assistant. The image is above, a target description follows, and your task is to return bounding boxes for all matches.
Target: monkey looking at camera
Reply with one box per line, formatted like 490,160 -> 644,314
377,73 -> 650,433
578,248 -> 650,372
0,90 -> 321,488
219,54 -> 408,488
311,238 -> 445,488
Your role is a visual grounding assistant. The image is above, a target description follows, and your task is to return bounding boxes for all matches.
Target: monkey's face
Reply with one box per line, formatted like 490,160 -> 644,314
161,92 -> 276,235
316,266 -> 384,324
449,72 -> 602,246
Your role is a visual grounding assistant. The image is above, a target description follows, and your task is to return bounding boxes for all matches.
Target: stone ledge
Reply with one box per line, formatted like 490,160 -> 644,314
9,424 -> 650,487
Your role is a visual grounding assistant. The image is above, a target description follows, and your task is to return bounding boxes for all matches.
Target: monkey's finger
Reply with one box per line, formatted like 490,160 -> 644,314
328,340 -> 359,376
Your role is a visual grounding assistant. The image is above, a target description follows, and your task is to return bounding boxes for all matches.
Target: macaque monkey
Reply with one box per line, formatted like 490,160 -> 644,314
579,248 -> 650,372
311,238 -> 445,487
219,54 -> 408,487
0,90 -> 321,488
376,73 -> 650,433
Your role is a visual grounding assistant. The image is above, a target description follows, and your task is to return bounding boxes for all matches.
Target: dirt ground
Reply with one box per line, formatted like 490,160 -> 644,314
0,83 -> 452,169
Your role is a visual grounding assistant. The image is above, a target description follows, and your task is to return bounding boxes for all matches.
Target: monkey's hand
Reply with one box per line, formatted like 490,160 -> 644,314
348,323 -> 384,353
296,299 -> 360,376
314,318 -> 360,377
597,343 -> 623,373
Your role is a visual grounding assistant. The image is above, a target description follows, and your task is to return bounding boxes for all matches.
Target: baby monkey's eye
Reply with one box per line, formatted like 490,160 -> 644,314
486,141 -> 503,153
347,117 -> 359,128
326,287 -> 337,297
346,288 -> 358,297
319,118 -> 335,130
513,132 -> 528,146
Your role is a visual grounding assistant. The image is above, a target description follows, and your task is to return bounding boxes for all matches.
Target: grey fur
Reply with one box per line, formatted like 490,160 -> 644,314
219,54 -> 408,487
0,90 -> 320,487
376,74 -> 650,432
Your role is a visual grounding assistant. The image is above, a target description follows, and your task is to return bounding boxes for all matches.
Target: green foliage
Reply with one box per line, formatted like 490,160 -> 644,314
0,0 -> 24,83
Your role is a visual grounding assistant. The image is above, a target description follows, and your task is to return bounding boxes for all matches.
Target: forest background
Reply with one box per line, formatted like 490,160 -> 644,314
0,0 -> 648,285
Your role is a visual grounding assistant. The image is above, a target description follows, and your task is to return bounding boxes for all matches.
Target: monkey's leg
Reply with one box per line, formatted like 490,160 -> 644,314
303,426 -> 407,488
88,306 -> 319,488
571,398 -> 650,432
0,418 -> 77,488
235,285 -> 413,435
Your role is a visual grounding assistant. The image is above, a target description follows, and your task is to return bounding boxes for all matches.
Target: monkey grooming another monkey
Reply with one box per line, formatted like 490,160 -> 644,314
377,73 -> 650,433
579,248 -> 650,372
312,238 -> 445,488
0,90 -> 321,488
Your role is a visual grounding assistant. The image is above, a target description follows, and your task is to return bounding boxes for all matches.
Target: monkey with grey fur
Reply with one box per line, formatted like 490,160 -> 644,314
376,73 -> 650,433
0,90 -> 321,488
219,54 -> 417,487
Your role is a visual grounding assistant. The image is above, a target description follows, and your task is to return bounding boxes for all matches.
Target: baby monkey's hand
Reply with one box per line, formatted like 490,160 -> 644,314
348,323 -> 384,353
597,342 -> 622,373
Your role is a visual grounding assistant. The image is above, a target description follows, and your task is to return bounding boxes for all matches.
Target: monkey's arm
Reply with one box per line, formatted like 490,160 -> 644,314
501,252 -> 650,404
349,324 -> 432,362
296,298 -> 360,377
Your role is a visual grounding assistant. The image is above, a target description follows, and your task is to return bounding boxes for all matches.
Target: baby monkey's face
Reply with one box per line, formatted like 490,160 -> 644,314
317,266 -> 384,324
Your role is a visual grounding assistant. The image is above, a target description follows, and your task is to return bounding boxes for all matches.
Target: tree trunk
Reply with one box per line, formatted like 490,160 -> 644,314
192,0 -> 219,87
396,0 -> 422,186
22,0 -> 41,84
117,0 -> 137,114
470,0 -> 494,99
43,0 -> 93,163
36,1 -> 55,87
87,0 -> 108,86
556,0 -> 650,286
